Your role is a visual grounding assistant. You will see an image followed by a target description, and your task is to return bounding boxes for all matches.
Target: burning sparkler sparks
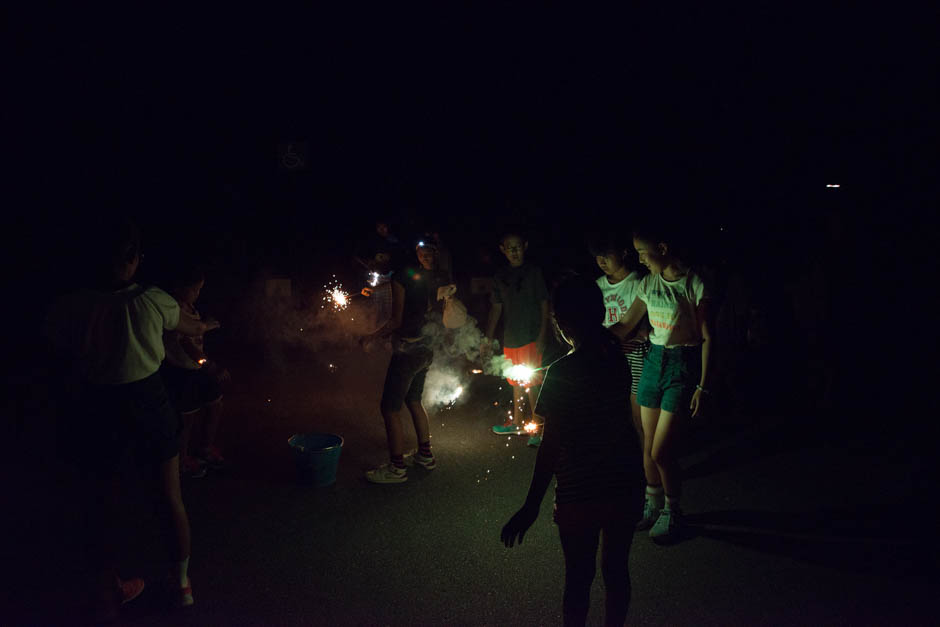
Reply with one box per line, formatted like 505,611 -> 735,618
321,276 -> 350,311
368,271 -> 380,287
505,364 -> 535,384
523,422 -> 538,434
447,386 -> 463,404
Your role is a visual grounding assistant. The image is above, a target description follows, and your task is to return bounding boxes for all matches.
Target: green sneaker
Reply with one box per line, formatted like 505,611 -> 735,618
492,423 -> 522,435
635,497 -> 662,531
649,507 -> 681,542
526,435 -> 541,447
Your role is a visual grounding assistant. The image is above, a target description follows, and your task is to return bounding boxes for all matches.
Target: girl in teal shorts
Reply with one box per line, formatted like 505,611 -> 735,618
611,224 -> 715,543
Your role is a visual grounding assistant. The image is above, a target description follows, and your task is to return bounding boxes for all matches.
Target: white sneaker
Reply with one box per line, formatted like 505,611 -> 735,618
404,450 -> 437,470
365,463 -> 408,484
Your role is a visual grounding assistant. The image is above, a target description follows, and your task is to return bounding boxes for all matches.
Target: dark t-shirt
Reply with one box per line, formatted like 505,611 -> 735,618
394,265 -> 452,338
535,342 -> 643,505
491,263 -> 549,348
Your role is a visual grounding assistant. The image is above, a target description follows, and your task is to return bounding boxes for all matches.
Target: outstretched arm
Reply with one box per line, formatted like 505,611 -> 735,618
609,297 -> 647,340
175,313 -> 219,337
500,414 -> 559,547
690,299 -> 715,417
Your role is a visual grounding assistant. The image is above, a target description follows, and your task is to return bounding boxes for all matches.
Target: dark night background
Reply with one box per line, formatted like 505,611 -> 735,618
11,5 -> 936,404
4,5 -> 939,622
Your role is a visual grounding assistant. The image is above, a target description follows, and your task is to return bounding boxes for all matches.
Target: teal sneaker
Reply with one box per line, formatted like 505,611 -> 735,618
526,435 -> 541,447
649,507 -> 682,542
492,423 -> 522,435
635,498 -> 662,531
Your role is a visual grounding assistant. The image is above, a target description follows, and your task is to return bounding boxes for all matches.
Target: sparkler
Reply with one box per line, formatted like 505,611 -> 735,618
505,364 -> 535,384
368,271 -> 380,287
321,276 -> 350,311
523,422 -> 538,434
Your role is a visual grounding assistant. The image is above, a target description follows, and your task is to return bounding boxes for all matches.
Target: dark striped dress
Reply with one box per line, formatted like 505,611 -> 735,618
535,344 -> 644,506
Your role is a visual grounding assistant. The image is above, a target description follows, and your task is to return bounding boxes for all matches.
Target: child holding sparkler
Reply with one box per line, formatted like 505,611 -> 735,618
483,230 -> 550,446
161,263 -> 231,478
608,222 -> 715,543
588,231 -> 650,446
366,240 -> 454,484
501,274 -> 643,627
44,219 -> 218,618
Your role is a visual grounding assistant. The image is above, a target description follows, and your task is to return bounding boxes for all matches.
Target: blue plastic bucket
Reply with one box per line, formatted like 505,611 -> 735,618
288,433 -> 343,486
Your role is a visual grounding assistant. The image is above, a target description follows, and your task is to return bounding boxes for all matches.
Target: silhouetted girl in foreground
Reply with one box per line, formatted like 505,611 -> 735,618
501,274 -> 644,627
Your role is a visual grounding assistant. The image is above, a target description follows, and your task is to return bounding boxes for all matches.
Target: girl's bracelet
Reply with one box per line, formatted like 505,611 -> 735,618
695,384 -> 711,395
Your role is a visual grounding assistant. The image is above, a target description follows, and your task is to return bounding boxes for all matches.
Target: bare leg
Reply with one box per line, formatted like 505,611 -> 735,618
601,524 -> 633,626
629,393 -> 643,451
202,397 -> 223,449
650,410 -> 683,498
179,409 -> 200,460
86,475 -> 121,618
156,455 -> 191,562
639,406 -> 662,486
526,384 -> 540,425
511,384 -> 526,426
381,406 -> 406,459
405,399 -> 431,447
558,525 -> 599,627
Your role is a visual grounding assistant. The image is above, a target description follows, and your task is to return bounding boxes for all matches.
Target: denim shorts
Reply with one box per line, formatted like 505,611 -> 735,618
380,338 -> 434,412
636,344 -> 701,414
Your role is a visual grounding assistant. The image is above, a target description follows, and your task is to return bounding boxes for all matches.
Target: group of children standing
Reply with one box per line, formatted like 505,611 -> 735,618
500,222 -> 715,625
362,220 -> 713,625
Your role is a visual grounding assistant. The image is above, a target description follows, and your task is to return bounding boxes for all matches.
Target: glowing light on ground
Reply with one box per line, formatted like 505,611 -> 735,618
471,369 -> 483,374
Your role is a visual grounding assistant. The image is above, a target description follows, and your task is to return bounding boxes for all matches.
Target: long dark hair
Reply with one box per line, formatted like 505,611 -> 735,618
551,274 -> 620,354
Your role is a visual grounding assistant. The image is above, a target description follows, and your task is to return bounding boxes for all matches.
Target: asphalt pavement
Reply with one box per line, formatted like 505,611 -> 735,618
9,340 -> 934,626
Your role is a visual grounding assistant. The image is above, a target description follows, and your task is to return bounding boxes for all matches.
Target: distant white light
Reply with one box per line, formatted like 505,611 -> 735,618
418,240 -> 425,246
826,184 -> 840,188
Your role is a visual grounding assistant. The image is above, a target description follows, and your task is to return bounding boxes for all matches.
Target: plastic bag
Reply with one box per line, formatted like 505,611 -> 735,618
442,297 -> 468,329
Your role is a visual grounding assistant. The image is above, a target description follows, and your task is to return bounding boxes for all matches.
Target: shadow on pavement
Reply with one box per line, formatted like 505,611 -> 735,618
683,506 -> 935,578
681,417 -> 808,481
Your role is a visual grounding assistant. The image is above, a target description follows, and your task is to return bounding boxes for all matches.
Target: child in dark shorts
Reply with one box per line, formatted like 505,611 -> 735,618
501,275 -> 644,626
161,265 -> 231,478
366,240 -> 454,484
44,219 -> 220,618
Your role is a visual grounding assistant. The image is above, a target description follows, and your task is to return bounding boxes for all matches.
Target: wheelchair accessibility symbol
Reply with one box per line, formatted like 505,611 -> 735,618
278,142 -> 307,171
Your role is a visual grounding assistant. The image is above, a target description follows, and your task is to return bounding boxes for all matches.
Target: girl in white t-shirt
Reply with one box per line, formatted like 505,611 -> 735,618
610,225 -> 715,543
587,233 -> 651,444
